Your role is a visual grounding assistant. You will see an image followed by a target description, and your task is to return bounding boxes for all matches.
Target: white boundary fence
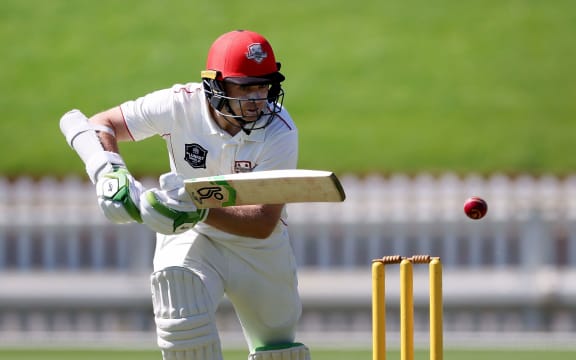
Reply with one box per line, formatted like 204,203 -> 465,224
1,173 -> 576,348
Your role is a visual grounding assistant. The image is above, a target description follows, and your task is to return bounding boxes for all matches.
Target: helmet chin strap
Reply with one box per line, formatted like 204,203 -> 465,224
218,102 -> 265,135
216,101 -> 273,135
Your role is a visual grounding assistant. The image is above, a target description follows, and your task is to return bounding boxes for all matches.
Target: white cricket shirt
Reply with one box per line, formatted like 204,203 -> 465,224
120,83 -> 298,245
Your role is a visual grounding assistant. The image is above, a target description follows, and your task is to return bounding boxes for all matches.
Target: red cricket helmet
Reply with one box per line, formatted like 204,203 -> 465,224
201,30 -> 286,134
204,30 -> 285,84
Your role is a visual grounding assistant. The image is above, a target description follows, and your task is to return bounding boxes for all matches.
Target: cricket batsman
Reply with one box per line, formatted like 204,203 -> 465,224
60,30 -> 310,360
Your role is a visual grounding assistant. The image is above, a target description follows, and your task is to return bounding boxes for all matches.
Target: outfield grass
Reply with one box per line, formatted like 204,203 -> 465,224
2,349 -> 575,360
1,0 -> 576,177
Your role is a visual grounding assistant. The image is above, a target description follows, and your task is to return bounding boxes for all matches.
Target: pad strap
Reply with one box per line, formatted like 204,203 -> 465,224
91,124 -> 116,137
249,343 -> 310,360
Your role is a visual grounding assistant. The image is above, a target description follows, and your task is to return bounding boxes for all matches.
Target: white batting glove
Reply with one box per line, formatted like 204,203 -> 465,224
140,172 -> 209,235
96,167 -> 143,224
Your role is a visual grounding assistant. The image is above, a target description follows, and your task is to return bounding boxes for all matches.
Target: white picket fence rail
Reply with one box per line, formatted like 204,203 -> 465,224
2,174 -> 576,348
2,173 -> 576,269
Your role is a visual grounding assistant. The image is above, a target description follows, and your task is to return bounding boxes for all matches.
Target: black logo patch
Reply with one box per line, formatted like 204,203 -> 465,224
184,143 -> 208,168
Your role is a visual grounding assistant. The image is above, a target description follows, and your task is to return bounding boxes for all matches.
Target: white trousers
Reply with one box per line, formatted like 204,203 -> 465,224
152,228 -> 302,351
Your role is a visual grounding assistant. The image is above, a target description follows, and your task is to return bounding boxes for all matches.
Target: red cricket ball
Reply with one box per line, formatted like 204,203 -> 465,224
464,196 -> 488,220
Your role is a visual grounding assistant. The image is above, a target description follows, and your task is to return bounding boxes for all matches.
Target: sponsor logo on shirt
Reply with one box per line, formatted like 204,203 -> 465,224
184,143 -> 208,168
234,161 -> 254,173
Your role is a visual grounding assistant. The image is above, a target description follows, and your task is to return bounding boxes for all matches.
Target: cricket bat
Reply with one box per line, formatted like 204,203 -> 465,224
184,169 -> 346,208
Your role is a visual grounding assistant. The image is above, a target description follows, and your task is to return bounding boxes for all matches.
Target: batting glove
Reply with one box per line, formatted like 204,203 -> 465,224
96,166 -> 144,224
140,172 -> 209,235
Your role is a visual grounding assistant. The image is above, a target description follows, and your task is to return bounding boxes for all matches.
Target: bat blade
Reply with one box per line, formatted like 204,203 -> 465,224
184,169 -> 346,209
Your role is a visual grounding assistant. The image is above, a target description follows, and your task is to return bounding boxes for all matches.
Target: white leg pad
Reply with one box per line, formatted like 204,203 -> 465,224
248,343 -> 310,360
151,267 -> 222,360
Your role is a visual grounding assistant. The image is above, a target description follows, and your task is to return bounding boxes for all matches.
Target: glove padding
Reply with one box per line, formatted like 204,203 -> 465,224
140,172 -> 209,235
96,167 -> 143,224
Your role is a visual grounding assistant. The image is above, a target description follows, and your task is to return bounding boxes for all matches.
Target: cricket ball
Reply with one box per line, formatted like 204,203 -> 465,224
464,196 -> 488,220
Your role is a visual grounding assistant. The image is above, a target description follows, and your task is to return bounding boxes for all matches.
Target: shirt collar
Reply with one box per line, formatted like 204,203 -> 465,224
241,126 -> 266,142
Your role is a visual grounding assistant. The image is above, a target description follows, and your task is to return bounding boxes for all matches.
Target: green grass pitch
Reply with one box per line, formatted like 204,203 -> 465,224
1,349 -> 575,360
2,0 -> 576,177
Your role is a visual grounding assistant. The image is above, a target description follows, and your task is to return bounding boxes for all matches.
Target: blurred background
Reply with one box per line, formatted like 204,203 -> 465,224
1,0 -> 576,358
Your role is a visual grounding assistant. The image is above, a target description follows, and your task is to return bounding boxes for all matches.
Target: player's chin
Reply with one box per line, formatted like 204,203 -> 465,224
241,113 -> 261,122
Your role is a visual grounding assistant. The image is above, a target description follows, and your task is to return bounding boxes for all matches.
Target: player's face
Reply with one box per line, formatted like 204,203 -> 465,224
223,82 -> 271,122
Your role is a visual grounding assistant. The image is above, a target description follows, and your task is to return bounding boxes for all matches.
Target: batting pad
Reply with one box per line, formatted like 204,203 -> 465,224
151,267 -> 222,360
249,343 -> 310,360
